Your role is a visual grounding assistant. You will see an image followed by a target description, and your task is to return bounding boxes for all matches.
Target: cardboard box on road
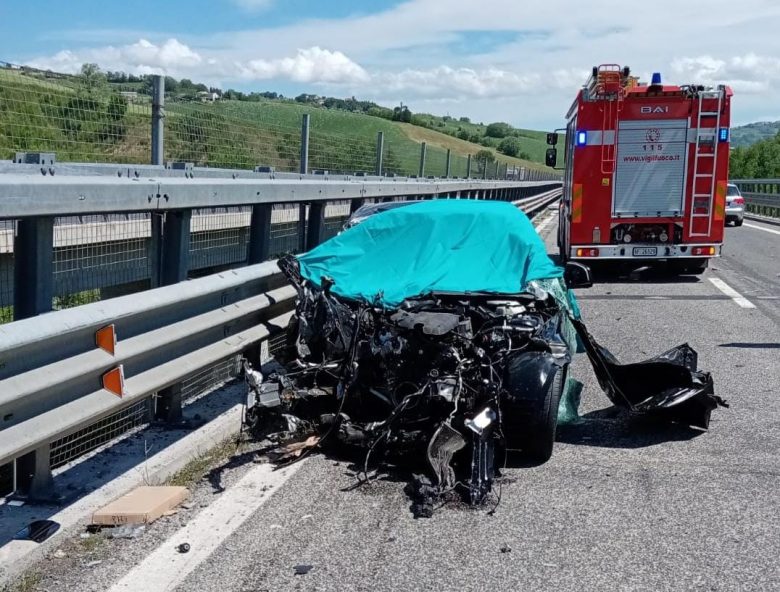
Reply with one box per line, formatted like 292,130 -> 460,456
92,486 -> 189,526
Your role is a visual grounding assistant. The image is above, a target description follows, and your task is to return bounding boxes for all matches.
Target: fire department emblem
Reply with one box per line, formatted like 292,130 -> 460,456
646,128 -> 661,142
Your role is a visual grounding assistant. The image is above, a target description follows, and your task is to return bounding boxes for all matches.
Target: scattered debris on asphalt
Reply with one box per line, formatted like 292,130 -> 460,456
294,564 -> 314,575
177,542 -> 191,553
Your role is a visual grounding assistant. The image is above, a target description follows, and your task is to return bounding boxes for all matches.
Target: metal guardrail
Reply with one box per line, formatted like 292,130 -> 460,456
0,182 -> 560,498
731,179 -> 780,218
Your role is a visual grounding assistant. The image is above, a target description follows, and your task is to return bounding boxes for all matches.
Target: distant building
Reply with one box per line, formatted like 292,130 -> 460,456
119,91 -> 139,102
197,91 -> 221,102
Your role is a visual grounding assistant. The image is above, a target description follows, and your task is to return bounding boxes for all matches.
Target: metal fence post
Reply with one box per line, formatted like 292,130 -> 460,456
247,204 -> 272,264
160,210 -> 191,285
483,160 -> 487,180
300,114 -> 310,175
13,217 -> 54,320
466,154 -> 472,178
445,149 -> 451,178
151,75 -> 165,166
419,142 -> 427,177
495,161 -> 500,179
376,131 -> 384,176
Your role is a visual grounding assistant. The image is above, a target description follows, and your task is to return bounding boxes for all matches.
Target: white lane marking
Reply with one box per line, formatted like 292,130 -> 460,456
708,277 -> 756,309
743,222 -> 780,236
108,461 -> 304,592
534,214 -> 555,236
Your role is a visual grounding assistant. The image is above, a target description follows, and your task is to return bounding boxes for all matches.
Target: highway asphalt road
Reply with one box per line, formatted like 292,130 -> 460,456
28,215 -> 780,592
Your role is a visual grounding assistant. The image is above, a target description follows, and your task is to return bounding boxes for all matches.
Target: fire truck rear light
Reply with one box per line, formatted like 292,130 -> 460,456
692,246 -> 716,256
576,248 -> 599,257
576,131 -> 587,146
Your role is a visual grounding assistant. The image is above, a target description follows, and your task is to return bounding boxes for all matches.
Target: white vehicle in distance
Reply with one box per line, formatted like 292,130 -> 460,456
725,183 -> 745,227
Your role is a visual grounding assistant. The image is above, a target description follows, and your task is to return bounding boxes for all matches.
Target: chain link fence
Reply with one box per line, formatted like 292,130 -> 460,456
0,64 -> 151,164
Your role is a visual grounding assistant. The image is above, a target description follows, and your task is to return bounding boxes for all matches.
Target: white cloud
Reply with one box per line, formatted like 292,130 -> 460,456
28,40 -> 367,85
242,47 -> 369,84
671,54 -> 780,94
369,65 -> 589,100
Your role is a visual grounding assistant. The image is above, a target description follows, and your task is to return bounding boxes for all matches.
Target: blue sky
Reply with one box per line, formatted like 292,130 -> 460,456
3,0 -> 780,128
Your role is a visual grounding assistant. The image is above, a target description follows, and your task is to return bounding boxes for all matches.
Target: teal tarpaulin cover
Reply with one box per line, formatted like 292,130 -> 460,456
297,199 -> 570,309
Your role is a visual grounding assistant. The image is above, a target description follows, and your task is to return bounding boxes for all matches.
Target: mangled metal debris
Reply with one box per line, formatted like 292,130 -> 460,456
243,200 -> 726,516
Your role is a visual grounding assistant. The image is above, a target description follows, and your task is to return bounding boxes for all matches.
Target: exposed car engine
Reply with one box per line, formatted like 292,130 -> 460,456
245,255 -> 572,516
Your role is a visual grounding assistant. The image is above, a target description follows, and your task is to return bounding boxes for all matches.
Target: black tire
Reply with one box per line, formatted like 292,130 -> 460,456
518,364 -> 566,463
687,258 -> 709,275
734,218 -> 744,227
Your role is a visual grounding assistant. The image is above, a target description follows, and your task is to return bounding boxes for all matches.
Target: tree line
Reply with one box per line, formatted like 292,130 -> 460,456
729,131 -> 780,179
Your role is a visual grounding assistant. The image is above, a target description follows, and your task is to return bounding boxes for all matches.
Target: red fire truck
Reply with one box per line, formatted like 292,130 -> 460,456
549,64 -> 733,273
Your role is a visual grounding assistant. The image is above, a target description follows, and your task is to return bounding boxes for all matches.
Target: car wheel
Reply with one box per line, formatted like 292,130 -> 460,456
735,218 -> 744,227
518,364 -> 566,464
686,258 -> 709,275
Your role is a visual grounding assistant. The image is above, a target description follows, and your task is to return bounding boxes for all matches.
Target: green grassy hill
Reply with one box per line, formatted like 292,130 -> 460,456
730,121 -> 780,148
0,65 -> 553,176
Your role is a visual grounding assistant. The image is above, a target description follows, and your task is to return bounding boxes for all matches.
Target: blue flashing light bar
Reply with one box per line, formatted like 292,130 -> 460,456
719,128 -> 729,142
576,131 -> 587,146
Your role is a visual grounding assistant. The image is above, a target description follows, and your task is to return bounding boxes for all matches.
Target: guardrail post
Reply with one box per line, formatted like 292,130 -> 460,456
247,204 -> 272,264
160,210 -> 191,285
151,75 -> 165,166
155,384 -> 183,424
306,202 -> 325,250
350,198 -> 365,213
445,149 -> 451,178
376,131 -> 384,176
297,204 -> 307,252
300,114 -> 310,175
419,142 -> 427,177
466,154 -> 472,178
13,217 -> 54,320
16,443 -> 55,501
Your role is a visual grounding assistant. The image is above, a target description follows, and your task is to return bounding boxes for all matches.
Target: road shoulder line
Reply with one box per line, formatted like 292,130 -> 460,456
708,277 -> 757,309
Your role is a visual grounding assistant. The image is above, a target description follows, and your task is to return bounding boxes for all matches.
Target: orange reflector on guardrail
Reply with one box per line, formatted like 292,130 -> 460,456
96,324 -> 116,355
102,365 -> 125,398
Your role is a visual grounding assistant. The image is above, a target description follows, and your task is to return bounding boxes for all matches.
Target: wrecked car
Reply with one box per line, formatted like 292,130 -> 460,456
244,200 -> 726,516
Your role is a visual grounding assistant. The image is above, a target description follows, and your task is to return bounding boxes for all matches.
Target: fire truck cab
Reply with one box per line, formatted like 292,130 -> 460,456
551,64 -> 733,273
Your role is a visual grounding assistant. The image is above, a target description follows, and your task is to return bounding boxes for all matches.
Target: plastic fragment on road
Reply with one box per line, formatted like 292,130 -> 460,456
14,520 -> 60,543
106,524 -> 146,539
294,564 -> 313,575
557,378 -> 584,426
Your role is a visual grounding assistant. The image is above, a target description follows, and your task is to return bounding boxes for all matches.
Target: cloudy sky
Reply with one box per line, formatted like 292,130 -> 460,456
3,0 -> 780,129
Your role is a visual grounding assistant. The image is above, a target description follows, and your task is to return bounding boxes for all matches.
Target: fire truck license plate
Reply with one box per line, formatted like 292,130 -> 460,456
633,247 -> 658,256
